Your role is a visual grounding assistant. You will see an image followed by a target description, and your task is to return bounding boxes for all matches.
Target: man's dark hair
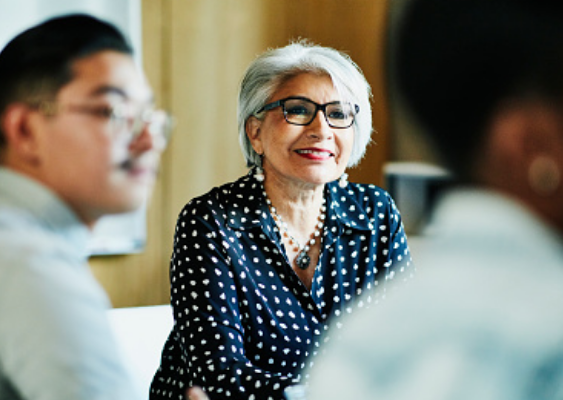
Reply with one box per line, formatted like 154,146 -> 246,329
0,13 -> 133,147
394,0 -> 563,181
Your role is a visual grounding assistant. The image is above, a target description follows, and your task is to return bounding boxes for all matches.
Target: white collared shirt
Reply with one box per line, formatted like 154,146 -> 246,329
0,168 -> 142,400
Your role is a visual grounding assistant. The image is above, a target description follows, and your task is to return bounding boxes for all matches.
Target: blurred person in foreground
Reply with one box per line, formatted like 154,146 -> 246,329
150,40 -> 414,400
0,14 -> 172,400
305,0 -> 563,399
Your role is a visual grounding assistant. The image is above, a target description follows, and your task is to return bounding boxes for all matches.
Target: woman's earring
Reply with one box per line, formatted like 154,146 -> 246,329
255,154 -> 265,182
339,172 -> 349,188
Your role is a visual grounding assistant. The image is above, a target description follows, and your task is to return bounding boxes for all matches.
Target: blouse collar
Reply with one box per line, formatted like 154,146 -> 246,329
225,170 -> 373,236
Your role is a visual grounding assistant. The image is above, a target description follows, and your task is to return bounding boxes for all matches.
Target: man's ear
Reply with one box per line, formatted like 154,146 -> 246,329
487,100 -> 561,160
245,115 -> 264,155
482,100 -> 563,193
520,103 -> 563,156
1,103 -> 41,165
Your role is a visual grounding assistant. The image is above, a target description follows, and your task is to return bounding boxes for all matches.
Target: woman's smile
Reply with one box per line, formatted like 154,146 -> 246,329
294,147 -> 334,160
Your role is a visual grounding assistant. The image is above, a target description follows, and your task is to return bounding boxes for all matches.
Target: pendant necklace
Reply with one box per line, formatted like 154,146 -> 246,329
265,193 -> 326,270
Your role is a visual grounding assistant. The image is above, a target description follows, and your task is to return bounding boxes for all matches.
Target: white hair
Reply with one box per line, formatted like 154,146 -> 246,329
238,40 -> 373,168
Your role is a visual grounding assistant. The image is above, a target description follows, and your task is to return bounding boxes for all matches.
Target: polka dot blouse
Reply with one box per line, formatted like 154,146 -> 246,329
150,170 -> 413,400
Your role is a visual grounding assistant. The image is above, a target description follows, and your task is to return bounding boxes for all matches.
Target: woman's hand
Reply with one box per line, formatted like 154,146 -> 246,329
186,386 -> 210,400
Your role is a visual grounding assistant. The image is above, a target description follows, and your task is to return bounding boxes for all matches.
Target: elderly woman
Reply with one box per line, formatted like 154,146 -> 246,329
150,41 -> 413,400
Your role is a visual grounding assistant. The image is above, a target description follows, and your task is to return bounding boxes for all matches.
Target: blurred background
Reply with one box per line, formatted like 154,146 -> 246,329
2,0 -> 439,308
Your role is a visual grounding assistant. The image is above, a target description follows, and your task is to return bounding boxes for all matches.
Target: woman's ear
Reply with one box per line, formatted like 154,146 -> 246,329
245,116 -> 264,155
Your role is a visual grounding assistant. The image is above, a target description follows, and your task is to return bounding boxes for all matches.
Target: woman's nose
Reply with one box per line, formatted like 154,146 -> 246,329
306,110 -> 334,139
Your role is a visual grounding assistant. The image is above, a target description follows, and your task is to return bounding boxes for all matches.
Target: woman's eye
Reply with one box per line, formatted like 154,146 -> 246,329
285,105 -> 311,116
328,110 -> 347,120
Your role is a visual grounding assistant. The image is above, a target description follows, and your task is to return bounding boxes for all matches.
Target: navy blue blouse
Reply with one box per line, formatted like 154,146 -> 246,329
150,171 -> 413,400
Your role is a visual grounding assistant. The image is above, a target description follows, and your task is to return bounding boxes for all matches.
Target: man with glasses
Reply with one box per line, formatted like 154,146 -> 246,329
0,14 -> 172,400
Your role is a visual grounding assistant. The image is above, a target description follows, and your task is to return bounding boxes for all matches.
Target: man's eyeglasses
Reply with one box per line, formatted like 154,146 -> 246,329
256,96 -> 359,129
32,101 -> 174,147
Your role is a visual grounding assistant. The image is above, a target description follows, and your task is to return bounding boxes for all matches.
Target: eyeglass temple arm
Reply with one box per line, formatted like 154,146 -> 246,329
256,100 -> 283,114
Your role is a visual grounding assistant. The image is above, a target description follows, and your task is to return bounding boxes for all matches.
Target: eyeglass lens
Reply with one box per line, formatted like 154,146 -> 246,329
283,98 -> 356,128
112,108 -> 174,145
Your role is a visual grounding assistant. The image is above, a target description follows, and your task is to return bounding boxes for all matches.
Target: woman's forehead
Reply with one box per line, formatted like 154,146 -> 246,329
270,72 -> 353,103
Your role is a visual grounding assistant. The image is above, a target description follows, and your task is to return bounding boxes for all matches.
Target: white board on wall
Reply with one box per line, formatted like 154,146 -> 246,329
0,0 -> 148,256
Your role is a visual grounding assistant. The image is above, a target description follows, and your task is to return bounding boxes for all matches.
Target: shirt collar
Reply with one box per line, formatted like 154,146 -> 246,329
427,188 -> 563,251
225,170 -> 373,233
224,170 -> 270,230
0,167 -> 91,257
325,182 -> 374,232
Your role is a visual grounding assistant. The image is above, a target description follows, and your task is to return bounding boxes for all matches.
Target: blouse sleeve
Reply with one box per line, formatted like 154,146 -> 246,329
170,198 -> 296,400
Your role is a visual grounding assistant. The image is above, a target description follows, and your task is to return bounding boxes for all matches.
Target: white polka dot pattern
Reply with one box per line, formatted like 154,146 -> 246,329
150,171 -> 413,400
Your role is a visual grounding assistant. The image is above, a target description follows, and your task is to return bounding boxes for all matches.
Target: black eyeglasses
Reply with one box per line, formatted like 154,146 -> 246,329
256,96 -> 359,129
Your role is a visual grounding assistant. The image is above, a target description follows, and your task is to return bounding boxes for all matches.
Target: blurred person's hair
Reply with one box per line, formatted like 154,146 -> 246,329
0,14 -> 133,149
395,0 -> 563,181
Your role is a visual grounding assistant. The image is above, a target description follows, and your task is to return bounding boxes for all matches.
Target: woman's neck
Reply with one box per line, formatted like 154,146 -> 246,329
263,178 -> 325,244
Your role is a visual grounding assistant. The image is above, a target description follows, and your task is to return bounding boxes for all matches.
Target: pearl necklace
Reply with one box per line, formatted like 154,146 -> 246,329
264,193 -> 327,270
